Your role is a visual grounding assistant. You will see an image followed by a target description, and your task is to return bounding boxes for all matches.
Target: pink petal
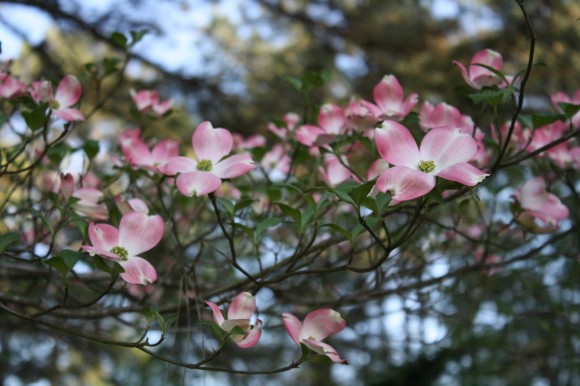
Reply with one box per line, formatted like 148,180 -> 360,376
212,154 -> 256,179
367,158 -> 390,181
87,222 -> 119,251
301,308 -> 346,341
303,339 -> 348,364
151,139 -> 180,164
374,120 -> 420,167
420,129 -> 478,171
373,75 -> 403,117
192,121 -> 233,162
318,104 -> 346,135
205,301 -> 225,326
227,292 -> 256,320
452,61 -> 478,89
235,319 -> 262,348
130,89 -> 155,111
436,162 -> 488,186
470,49 -> 503,85
376,166 -> 435,202
281,312 -> 303,345
519,177 -> 549,210
81,245 -> 121,260
221,318 -> 251,334
54,75 -> 82,108
320,154 -> 352,187
53,108 -> 85,122
526,195 -> 569,225
118,212 -> 164,256
175,171 -> 222,196
119,256 -> 157,285
152,99 -> 173,116
158,156 -> 197,175
295,124 -> 324,147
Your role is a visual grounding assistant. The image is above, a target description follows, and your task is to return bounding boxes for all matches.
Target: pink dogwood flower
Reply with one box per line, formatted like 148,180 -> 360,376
159,121 -> 256,196
374,120 -> 488,202
82,212 -> 164,285
29,75 -> 84,121
372,75 -> 418,120
72,188 -> 109,220
205,292 -> 262,348
295,104 -> 347,147
130,89 -> 173,116
0,74 -> 26,98
120,129 -> 179,171
282,308 -> 348,364
515,177 -> 569,229
453,49 -> 510,90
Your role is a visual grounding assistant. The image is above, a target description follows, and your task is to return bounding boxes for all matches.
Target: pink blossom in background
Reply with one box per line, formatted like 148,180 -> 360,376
419,101 -> 473,132
159,121 -> 255,196
233,133 -> 266,151
29,75 -> 85,122
491,120 -> 531,152
115,197 -> 150,214
0,75 -> 26,98
267,112 -> 300,139
345,98 -> 381,132
372,75 -> 418,120
453,49 -> 511,90
261,144 -> 291,179
82,212 -> 164,285
282,308 -> 348,364
374,120 -> 488,202
550,90 -> 580,128
295,103 -> 347,147
319,153 -> 355,187
130,89 -> 173,116
515,177 -> 569,230
71,188 -> 110,220
205,292 -> 262,348
120,129 -> 179,171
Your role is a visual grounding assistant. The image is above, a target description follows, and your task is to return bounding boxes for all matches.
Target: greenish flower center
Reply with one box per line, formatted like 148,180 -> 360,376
110,246 -> 129,260
197,159 -> 213,172
50,100 -> 60,109
418,160 -> 436,173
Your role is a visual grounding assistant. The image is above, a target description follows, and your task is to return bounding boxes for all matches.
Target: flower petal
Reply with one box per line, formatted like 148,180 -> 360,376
53,108 -> 85,122
376,166 -> 436,201
281,312 -> 303,345
158,156 -> 197,175
192,121 -> 233,162
436,162 -> 488,186
420,129 -> 477,171
118,212 -> 164,256
318,104 -> 346,135
175,171 -> 222,196
301,308 -> 346,341
373,75 -> 403,117
119,256 -> 157,285
295,124 -> 325,147
303,339 -> 348,364
87,222 -> 119,251
55,75 -> 82,108
375,120 -> 420,167
205,301 -> 225,326
227,292 -> 256,320
236,319 -> 262,348
212,154 -> 256,179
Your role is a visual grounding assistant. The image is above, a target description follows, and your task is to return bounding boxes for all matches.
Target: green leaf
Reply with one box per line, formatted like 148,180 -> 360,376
282,76 -> 303,91
320,223 -> 350,240
22,107 -> 46,130
0,232 -> 20,253
129,29 -> 149,45
217,197 -> 235,217
92,255 -> 125,275
558,102 -> 580,119
82,140 -> 100,160
59,249 -> 83,269
272,182 -> 303,195
235,222 -> 255,239
256,217 -> 282,237
47,142 -> 71,165
102,57 -> 120,76
110,32 -> 128,49
531,113 -> 565,129
469,87 -> 512,106
234,198 -> 255,213
349,180 -> 376,207
274,202 -> 302,225
45,256 -> 70,278
374,192 -> 392,214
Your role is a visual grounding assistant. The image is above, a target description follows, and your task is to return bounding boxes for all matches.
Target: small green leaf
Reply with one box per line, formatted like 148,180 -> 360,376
274,202 -> 302,225
102,57 -> 120,76
82,140 -> 100,160
0,232 -> 20,253
531,113 -> 565,129
235,222 -> 255,239
110,32 -> 127,49
22,107 -> 46,130
47,142 -> 71,165
234,198 -> 255,213
320,223 -> 350,240
558,102 -> 580,119
45,256 -> 70,278
374,192 -> 392,214
129,29 -> 149,45
59,249 -> 83,269
217,197 -> 235,217
282,76 -> 303,91
272,183 -> 303,195
349,180 -> 376,207
256,217 -> 282,237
